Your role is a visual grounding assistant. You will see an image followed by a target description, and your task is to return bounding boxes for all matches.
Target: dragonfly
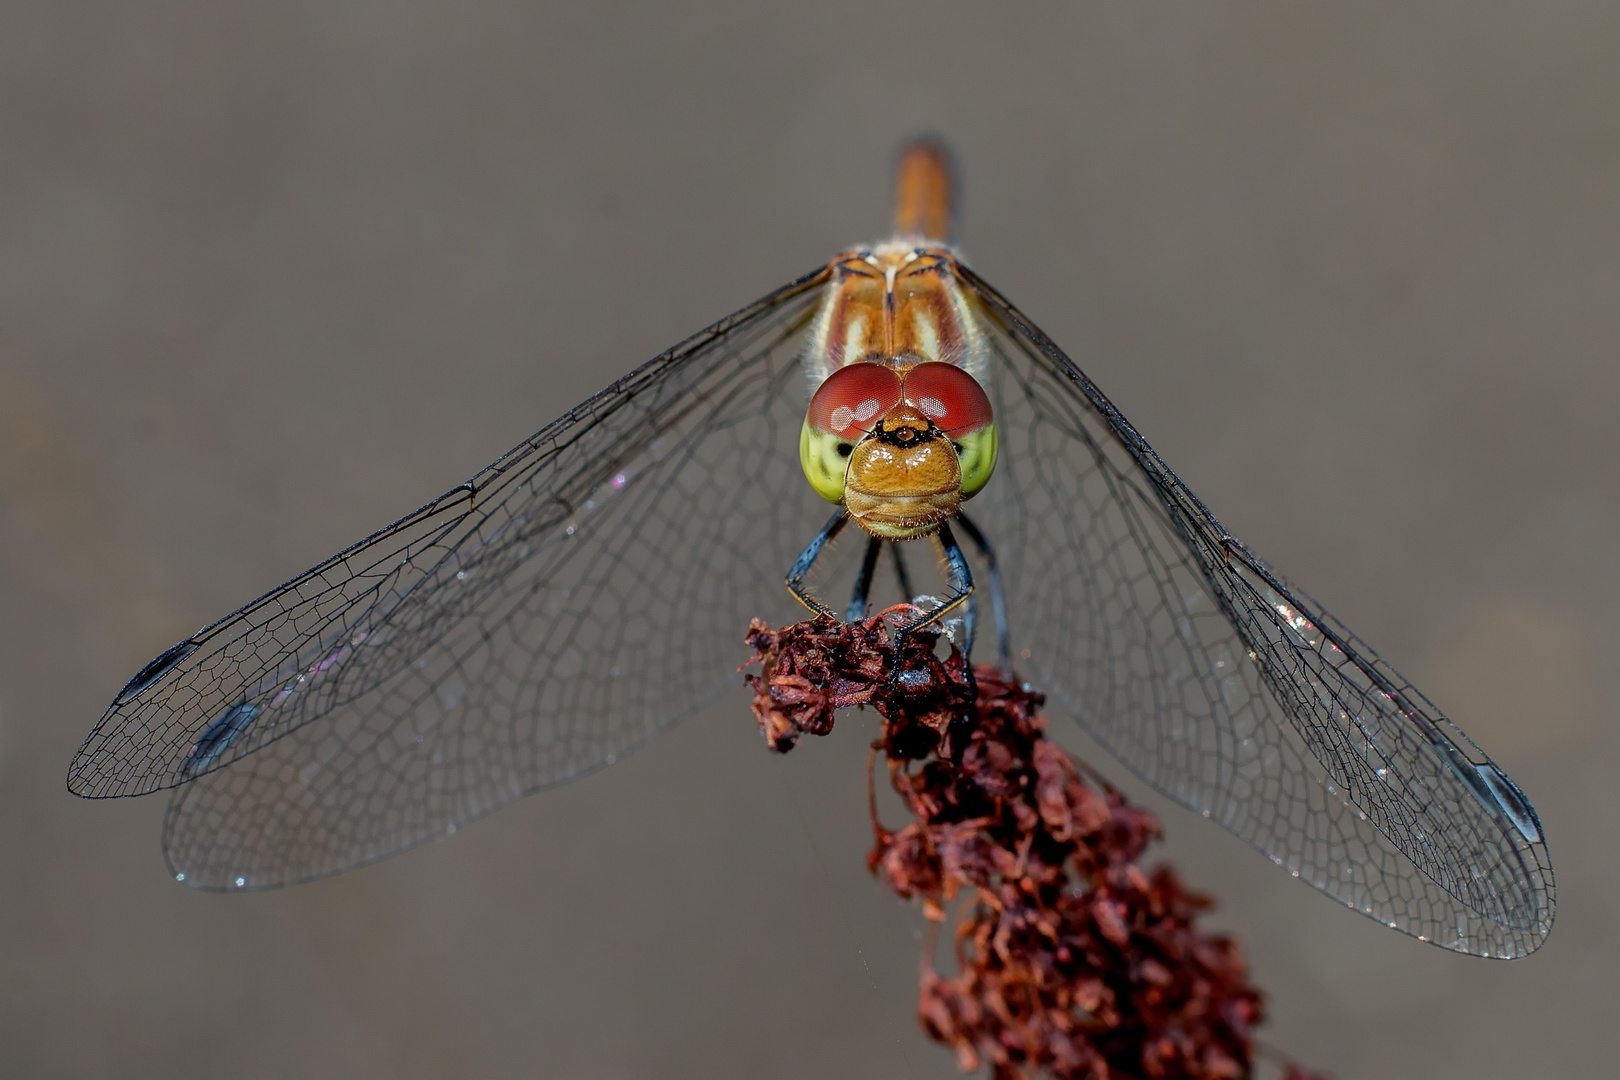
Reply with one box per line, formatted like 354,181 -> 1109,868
68,139 -> 1553,960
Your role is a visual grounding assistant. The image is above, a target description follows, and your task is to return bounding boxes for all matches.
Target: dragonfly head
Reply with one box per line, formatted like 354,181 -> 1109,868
799,361 -> 997,540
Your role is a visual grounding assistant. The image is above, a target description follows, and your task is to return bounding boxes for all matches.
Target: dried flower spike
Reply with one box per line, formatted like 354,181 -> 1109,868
744,612 -> 1334,1080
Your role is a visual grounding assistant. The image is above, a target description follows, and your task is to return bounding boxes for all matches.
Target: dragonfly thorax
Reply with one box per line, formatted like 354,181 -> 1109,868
800,245 -> 983,381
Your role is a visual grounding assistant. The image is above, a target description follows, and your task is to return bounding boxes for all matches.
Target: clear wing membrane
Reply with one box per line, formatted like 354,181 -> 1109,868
70,268 -> 833,878
71,257 -> 1552,957
957,266 -> 1553,957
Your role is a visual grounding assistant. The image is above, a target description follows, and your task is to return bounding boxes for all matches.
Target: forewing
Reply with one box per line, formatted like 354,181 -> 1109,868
72,268 -> 834,886
958,267 -> 1554,958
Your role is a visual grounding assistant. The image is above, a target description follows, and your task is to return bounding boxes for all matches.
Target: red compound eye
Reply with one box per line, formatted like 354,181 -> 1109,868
807,363 -> 904,436
901,362 -> 992,433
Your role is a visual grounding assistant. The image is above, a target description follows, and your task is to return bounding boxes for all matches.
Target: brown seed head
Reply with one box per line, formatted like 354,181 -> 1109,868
742,612 -> 1336,1080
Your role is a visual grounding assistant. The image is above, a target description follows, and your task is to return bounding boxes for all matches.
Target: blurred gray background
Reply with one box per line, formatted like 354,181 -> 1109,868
1,2 -> 1616,1077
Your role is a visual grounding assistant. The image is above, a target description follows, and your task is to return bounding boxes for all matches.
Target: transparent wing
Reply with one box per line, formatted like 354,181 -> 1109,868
70,266 -> 835,886
70,250 -> 1555,955
957,266 -> 1554,958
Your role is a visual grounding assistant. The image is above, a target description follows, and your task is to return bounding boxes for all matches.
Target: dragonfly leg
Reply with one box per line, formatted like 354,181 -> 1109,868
960,589 -> 978,667
846,536 -> 884,622
889,520 -> 974,652
885,536 -> 979,708
786,508 -> 851,618
954,511 -> 1011,675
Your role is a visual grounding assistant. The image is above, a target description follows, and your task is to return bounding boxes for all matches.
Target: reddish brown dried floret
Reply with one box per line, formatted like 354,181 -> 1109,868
744,612 -> 1333,1080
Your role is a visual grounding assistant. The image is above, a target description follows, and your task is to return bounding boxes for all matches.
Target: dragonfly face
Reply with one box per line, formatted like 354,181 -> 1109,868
842,400 -> 962,539
798,245 -> 998,539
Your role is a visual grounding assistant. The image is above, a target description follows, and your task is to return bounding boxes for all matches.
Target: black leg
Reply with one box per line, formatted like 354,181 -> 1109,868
928,522 -> 980,732
960,580 -> 978,666
936,520 -> 973,612
954,511 -> 1010,674
888,521 -> 974,641
785,511 -> 976,648
941,525 -> 977,663
846,536 -> 883,622
786,508 -> 850,618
